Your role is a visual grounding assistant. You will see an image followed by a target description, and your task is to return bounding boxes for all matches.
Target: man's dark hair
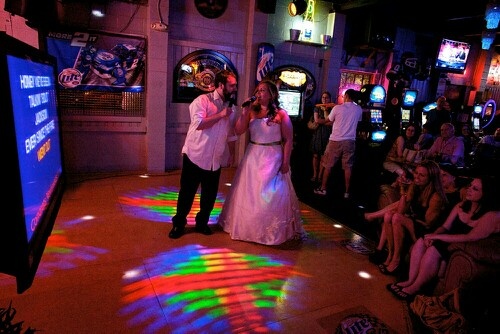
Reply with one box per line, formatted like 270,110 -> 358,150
215,70 -> 236,87
345,89 -> 359,102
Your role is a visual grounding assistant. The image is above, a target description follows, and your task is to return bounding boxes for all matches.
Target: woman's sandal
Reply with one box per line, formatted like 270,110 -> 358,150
386,283 -> 402,293
379,263 -> 400,276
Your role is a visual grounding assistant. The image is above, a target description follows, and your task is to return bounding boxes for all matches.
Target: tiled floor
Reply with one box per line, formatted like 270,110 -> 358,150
0,168 -> 413,333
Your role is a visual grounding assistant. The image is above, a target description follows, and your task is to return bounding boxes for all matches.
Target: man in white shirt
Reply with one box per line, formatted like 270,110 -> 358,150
169,70 -> 238,239
426,123 -> 465,167
314,89 -> 363,199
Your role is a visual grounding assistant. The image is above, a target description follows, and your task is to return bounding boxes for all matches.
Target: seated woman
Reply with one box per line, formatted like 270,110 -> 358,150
378,160 -> 448,275
382,124 -> 418,180
367,163 -> 462,264
387,175 -> 500,300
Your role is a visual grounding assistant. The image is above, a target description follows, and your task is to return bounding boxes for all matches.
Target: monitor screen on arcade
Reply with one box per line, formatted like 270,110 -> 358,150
360,84 -> 386,107
473,105 -> 483,115
278,90 -> 302,117
473,117 -> 480,131
401,109 -> 411,122
371,130 -> 387,142
370,109 -> 383,124
402,90 -> 418,108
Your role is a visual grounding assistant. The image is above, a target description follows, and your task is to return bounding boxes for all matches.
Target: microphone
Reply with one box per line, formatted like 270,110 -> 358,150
242,96 -> 256,107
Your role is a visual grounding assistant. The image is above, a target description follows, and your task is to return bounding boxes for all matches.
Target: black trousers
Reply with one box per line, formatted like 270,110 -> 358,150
172,154 -> 221,228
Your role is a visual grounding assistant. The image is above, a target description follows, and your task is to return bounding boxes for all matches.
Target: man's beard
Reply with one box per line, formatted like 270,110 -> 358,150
223,90 -> 232,101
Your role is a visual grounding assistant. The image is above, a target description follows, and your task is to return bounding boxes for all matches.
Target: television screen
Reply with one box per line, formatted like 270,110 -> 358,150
401,109 -> 411,122
435,38 -> 471,73
0,32 -> 65,293
370,109 -> 383,124
278,90 -> 302,117
402,89 -> 418,108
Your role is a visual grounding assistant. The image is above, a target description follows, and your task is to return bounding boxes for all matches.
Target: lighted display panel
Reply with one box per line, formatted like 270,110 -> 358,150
278,90 -> 302,117
435,38 -> 471,73
402,90 -> 418,108
401,109 -> 411,123
360,84 -> 386,108
370,109 -> 383,124
0,32 -> 65,293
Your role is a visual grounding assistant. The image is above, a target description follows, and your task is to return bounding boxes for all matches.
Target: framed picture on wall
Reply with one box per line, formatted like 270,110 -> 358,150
172,49 -> 238,103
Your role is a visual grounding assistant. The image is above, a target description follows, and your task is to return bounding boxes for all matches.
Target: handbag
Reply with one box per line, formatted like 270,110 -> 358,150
410,288 -> 467,333
307,115 -> 319,130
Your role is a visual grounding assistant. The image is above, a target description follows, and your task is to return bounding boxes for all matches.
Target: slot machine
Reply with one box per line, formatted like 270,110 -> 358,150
471,104 -> 483,132
400,89 -> 418,130
471,99 -> 496,133
359,84 -> 387,145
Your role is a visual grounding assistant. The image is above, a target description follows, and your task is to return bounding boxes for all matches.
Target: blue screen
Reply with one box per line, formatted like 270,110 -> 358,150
371,130 -> 387,142
7,55 -> 63,243
370,109 -> 383,123
370,85 -> 386,104
402,90 -> 418,108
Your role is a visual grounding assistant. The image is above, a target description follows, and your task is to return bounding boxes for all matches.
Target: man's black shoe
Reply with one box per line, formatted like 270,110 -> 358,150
169,226 -> 185,239
195,225 -> 213,235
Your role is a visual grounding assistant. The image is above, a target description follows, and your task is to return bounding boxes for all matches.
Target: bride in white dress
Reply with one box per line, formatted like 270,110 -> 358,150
218,80 -> 306,245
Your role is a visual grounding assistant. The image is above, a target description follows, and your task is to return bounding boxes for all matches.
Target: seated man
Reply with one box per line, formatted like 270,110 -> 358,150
472,127 -> 500,174
426,123 -> 465,167
479,127 -> 500,148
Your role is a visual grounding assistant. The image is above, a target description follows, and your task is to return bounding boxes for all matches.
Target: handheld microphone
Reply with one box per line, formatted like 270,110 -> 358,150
242,96 -> 256,107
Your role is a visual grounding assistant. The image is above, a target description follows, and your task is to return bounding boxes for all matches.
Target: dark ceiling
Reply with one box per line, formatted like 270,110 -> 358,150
329,0 -> 494,41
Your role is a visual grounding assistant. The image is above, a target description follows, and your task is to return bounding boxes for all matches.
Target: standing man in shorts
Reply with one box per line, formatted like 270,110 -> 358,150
314,89 -> 362,199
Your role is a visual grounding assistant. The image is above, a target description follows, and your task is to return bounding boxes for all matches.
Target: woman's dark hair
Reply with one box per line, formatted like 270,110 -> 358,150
461,175 -> 499,219
403,124 -> 419,148
320,91 -> 332,100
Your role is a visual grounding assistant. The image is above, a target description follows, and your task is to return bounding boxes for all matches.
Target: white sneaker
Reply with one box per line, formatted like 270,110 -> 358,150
314,188 -> 326,195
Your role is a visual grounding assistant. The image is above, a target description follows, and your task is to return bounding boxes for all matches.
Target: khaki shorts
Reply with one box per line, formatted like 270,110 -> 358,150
321,140 -> 356,170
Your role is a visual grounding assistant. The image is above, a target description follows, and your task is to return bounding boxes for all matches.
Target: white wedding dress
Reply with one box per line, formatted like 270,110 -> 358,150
218,117 -> 306,245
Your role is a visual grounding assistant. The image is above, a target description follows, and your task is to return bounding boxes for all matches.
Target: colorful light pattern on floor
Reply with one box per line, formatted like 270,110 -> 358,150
120,244 -> 311,333
118,186 -> 224,225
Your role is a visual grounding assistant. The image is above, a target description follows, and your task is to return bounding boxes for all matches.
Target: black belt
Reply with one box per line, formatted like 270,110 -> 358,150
249,140 -> 282,146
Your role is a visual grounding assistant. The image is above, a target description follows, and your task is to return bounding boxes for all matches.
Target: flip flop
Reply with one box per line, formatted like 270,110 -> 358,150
386,283 -> 402,293
379,263 -> 400,276
390,287 -> 415,301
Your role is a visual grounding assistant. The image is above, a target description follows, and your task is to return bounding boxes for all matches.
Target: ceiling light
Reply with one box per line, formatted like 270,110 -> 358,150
92,4 -> 106,18
485,2 -> 500,29
288,1 -> 308,17
482,30 -> 496,50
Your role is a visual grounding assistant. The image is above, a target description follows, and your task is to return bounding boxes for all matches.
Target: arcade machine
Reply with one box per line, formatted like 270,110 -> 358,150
400,89 -> 418,129
471,99 -> 496,133
359,84 -> 388,146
